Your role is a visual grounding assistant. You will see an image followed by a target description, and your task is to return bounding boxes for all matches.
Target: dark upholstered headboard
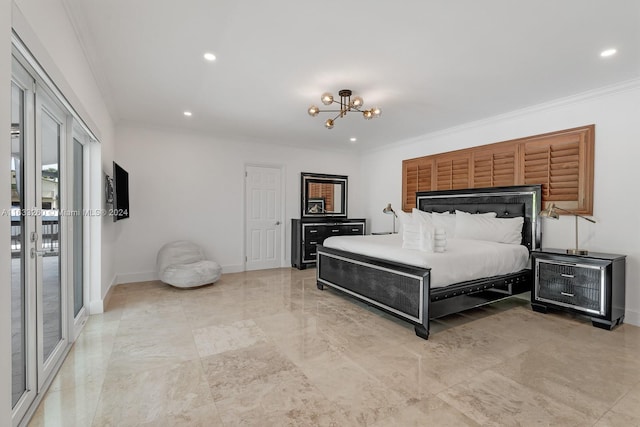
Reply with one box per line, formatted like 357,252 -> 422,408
416,185 -> 542,251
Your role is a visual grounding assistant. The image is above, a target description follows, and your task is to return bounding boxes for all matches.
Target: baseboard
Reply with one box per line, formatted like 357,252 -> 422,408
116,264 -> 246,285
89,297 -> 104,314
624,308 -> 640,327
102,277 -> 117,310
222,264 -> 244,274
116,271 -> 158,285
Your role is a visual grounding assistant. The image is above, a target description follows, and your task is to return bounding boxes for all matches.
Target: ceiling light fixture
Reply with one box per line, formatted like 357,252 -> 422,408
600,48 -> 617,57
349,137 -> 357,143
203,52 -> 216,61
183,111 -> 192,117
307,89 -> 381,129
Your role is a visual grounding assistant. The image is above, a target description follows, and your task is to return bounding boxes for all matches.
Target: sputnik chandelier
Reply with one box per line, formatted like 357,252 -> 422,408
307,89 -> 381,129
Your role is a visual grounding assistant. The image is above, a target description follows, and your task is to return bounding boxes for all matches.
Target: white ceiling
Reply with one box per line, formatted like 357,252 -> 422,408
63,0 -> 640,151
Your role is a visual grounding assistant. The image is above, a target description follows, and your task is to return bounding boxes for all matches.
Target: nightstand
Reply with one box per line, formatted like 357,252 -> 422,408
531,249 -> 626,330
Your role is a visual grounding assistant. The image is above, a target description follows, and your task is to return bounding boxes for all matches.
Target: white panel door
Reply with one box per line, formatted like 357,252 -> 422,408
245,165 -> 282,271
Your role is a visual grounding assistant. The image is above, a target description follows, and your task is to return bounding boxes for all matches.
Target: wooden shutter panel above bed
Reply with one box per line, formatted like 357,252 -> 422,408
520,125 -> 593,214
472,144 -> 518,188
402,158 -> 433,210
401,125 -> 594,214
435,156 -> 470,191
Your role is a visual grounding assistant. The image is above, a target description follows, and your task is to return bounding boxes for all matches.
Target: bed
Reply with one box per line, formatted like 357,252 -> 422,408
315,185 -> 542,340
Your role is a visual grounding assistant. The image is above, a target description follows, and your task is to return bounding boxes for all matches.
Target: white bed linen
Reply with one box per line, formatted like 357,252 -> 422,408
322,234 -> 529,288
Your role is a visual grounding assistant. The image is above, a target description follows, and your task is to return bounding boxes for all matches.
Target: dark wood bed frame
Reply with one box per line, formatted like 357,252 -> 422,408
315,185 -> 542,339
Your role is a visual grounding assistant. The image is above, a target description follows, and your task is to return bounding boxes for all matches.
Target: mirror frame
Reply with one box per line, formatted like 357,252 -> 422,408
301,172 -> 348,218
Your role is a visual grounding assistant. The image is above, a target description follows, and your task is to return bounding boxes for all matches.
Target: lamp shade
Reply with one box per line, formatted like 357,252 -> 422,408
539,203 -> 560,220
383,203 -> 397,233
382,203 -> 396,217
539,202 -> 596,255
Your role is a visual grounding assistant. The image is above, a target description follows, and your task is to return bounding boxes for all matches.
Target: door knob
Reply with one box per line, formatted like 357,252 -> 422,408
275,221 -> 281,225
30,248 -> 47,259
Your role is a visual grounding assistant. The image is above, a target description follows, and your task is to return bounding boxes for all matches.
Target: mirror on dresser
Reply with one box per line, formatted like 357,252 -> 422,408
301,172 -> 348,218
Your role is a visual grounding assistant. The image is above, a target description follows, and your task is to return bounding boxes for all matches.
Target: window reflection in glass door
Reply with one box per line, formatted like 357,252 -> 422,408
38,106 -> 63,364
10,80 -> 28,409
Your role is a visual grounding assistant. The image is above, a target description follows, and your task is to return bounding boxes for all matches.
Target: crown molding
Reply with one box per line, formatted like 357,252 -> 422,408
369,77 -> 640,154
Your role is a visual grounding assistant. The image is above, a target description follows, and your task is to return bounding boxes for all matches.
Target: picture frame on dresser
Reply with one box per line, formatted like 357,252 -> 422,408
306,198 -> 325,214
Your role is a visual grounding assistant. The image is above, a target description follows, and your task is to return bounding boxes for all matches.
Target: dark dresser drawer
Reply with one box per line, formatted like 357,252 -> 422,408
338,223 -> 365,235
536,260 -> 603,314
292,219 -> 366,269
303,244 -> 318,262
303,226 -> 323,242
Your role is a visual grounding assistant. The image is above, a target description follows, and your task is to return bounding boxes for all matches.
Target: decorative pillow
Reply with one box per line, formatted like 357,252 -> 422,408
455,210 -> 524,245
402,222 -> 434,252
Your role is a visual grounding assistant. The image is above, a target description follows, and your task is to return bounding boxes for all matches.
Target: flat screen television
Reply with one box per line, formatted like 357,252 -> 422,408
113,161 -> 130,221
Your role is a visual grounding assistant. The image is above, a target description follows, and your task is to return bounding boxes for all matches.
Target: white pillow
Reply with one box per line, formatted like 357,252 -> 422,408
430,211 -> 456,238
402,222 -> 433,252
412,209 -> 450,251
455,210 -> 524,245
395,209 -> 412,234
411,208 -> 435,228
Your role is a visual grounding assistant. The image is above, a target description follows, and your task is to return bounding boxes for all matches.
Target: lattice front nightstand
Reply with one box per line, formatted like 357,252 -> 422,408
531,249 -> 626,330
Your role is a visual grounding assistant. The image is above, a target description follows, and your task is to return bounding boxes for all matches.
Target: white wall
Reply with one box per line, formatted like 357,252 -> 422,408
114,124 -> 364,282
361,81 -> 640,326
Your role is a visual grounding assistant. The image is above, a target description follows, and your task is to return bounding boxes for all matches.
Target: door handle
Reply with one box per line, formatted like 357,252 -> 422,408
30,248 -> 47,258
275,221 -> 281,225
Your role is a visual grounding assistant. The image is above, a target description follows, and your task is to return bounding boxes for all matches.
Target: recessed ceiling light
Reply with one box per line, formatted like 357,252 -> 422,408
349,137 -> 357,143
600,48 -> 617,58
203,52 -> 216,61
183,111 -> 192,117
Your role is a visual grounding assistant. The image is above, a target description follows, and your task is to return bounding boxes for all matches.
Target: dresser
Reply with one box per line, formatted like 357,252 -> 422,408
291,218 -> 366,269
531,249 -> 626,330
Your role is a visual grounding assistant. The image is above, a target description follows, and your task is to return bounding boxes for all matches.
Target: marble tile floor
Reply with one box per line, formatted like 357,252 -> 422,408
28,268 -> 640,426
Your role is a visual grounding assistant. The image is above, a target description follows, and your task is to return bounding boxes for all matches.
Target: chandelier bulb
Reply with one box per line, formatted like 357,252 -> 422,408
325,118 -> 334,129
351,96 -> 364,108
363,110 -> 373,120
308,105 -> 319,117
371,107 -> 381,117
321,93 -> 334,105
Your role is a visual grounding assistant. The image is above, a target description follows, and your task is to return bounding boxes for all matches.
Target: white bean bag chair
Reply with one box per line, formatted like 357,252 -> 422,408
156,241 -> 222,288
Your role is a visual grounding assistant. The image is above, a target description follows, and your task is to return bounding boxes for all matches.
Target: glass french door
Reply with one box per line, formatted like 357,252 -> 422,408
34,86 -> 67,388
70,133 -> 88,340
10,56 -> 82,425
10,60 -> 35,418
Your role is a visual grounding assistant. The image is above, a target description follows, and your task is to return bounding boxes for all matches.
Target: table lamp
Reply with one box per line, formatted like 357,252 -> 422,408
382,203 -> 397,233
539,203 -> 596,255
